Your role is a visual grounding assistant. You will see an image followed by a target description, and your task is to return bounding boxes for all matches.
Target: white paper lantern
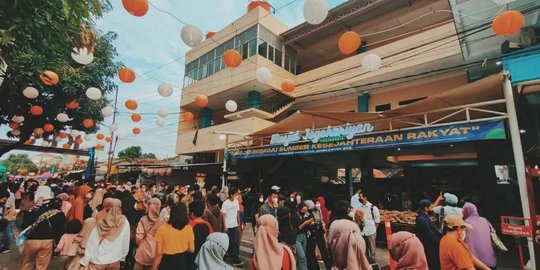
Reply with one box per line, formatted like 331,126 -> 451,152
23,87 -> 39,99
493,0 -> 517,4
101,106 -> 114,117
80,144 -> 89,150
362,54 -> 382,71
109,124 -> 118,132
158,107 -> 169,118
84,134 -> 94,141
55,136 -> 63,142
71,47 -> 94,65
303,0 -> 329,25
157,83 -> 173,97
255,67 -> 272,84
11,129 -> 21,136
86,87 -> 102,100
56,113 -> 69,122
156,117 -> 165,127
225,100 -> 238,112
70,130 -> 80,138
181,25 -> 203,47
12,115 -> 25,123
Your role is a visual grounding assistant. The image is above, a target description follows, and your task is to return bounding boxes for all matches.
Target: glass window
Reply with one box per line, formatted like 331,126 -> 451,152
268,46 -> 274,62
208,60 -> 215,76
216,45 -> 224,57
224,39 -> 234,50
284,55 -> 290,71
274,49 -> 282,66
242,43 -> 249,59
258,40 -> 267,58
249,40 -> 257,57
246,26 -> 257,40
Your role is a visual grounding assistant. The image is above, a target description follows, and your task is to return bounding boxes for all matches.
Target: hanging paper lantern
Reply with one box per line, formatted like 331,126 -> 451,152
75,137 -> 84,145
12,116 -> 24,123
109,124 -> 118,132
339,31 -> 361,55
56,113 -> 69,122
66,100 -> 79,110
105,136 -> 112,143
125,100 -> 138,110
224,50 -> 242,68
71,47 -> 94,65
132,128 -> 141,135
62,143 -> 70,149
184,112 -> 194,121
181,25 -> 203,47
158,83 -> 173,97
156,117 -> 165,127
492,10 -> 525,36
255,67 -> 272,84
303,0 -> 328,25
118,67 -> 136,83
39,70 -> 59,85
41,141 -> 50,147
247,1 -> 271,12
281,79 -> 296,92
96,144 -> 105,151
9,122 -> 19,129
131,113 -> 142,122
23,87 -> 39,99
70,130 -> 80,138
59,132 -> 68,139
30,105 -> 43,116
43,124 -> 54,132
11,129 -> 21,136
122,0 -> 149,17
96,133 -> 105,140
33,128 -> 44,136
362,54 -> 382,71
86,87 -> 102,100
158,108 -> 169,118
225,100 -> 238,112
25,138 -> 35,145
194,94 -> 208,107
102,106 -> 114,117
55,136 -> 63,142
206,32 -> 216,40
83,119 -> 94,128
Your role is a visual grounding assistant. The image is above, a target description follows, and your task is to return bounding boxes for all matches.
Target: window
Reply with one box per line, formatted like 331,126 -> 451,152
274,49 -> 282,67
242,43 -> 249,59
248,40 -> 257,57
258,40 -> 268,58
375,104 -> 391,112
268,46 -> 274,62
398,97 -> 426,106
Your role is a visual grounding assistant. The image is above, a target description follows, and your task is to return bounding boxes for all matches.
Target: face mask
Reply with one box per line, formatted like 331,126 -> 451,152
348,211 -> 355,219
290,197 -> 295,202
272,197 -> 278,204
259,197 -> 264,203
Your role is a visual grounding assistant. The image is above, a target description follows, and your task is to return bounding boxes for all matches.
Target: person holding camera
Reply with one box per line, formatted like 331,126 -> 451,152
305,200 -> 332,270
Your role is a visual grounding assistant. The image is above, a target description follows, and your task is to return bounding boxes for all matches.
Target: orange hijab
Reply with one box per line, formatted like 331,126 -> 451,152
68,185 -> 92,222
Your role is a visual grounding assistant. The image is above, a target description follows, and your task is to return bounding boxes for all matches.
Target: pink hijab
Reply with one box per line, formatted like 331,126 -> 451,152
252,215 -> 296,270
390,231 -> 428,270
328,219 -> 371,270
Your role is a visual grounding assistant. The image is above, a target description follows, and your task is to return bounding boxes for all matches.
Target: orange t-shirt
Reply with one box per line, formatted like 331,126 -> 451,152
439,234 -> 475,270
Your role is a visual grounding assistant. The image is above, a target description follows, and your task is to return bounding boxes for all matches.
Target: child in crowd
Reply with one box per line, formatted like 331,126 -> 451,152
55,219 -> 82,269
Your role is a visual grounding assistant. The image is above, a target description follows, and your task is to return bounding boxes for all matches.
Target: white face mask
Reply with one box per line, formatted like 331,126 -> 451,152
290,197 -> 295,202
348,211 -> 355,219
272,197 -> 278,203
259,197 -> 264,203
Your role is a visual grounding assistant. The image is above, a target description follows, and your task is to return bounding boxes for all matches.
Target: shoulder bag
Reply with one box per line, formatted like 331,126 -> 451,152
484,218 -> 508,252
16,209 -> 61,253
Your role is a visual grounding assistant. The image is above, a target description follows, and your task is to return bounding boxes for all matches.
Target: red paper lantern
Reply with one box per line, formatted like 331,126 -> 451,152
131,113 -> 142,122
206,32 -> 216,39
118,67 -> 136,83
132,128 -> 141,135
96,133 -> 105,140
105,136 -> 112,143
281,79 -> 296,92
25,139 -> 35,145
43,124 -> 54,132
492,10 -> 525,36
59,132 -> 68,139
338,31 -> 361,55
122,0 -> 149,17
82,119 -> 94,128
30,105 -> 43,116
125,99 -> 138,110
184,112 -> 194,122
194,95 -> 208,107
9,122 -> 19,129
223,50 -> 242,68
75,138 -> 84,145
247,1 -> 271,12
62,143 -> 70,149
39,70 -> 59,85
66,100 -> 79,109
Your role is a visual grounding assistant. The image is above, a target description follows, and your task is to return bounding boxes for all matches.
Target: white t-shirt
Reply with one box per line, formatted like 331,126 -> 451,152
221,199 -> 240,229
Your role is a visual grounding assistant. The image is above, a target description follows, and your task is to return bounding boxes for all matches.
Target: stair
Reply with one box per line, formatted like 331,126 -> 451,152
224,91 -> 295,120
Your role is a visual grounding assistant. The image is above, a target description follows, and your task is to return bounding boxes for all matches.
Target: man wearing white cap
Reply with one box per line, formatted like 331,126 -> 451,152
270,185 -> 281,192
434,192 -> 463,218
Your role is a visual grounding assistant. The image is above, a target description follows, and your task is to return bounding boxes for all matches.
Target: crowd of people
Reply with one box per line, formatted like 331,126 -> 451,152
0,177 -> 504,270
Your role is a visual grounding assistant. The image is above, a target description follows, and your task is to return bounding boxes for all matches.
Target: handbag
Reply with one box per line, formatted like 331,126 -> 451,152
16,209 -> 61,253
484,218 -> 508,252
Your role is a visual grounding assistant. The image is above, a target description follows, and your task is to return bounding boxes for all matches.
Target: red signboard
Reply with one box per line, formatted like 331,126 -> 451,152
501,216 -> 532,238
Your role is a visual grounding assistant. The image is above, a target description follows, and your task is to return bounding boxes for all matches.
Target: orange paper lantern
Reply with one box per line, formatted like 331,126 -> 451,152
9,122 -> 19,129
184,112 -> 194,122
82,119 -> 94,128
206,32 -> 216,39
125,99 -> 138,110
194,95 -> 208,107
30,105 -> 43,116
66,100 -> 79,109
25,139 -> 34,145
75,138 -> 84,145
338,31 -> 361,55
131,113 -> 142,122
39,70 -> 59,85
122,0 -> 149,17
132,128 -> 141,135
105,136 -> 112,143
118,67 -> 136,83
223,50 -> 242,68
281,79 -> 296,92
59,132 -> 68,139
62,143 -> 70,149
96,143 -> 104,151
492,10 -> 525,36
96,133 -> 105,140
43,124 -> 54,132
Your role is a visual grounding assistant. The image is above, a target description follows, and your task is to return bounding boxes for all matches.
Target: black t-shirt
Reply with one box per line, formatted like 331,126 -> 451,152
291,212 -> 313,234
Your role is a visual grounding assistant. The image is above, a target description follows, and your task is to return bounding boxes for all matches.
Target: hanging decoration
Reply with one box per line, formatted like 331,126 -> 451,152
247,1 -> 271,12
56,113 -> 69,122
84,134 -> 94,141
71,47 -> 94,65
491,10 -> 525,36
12,116 -> 24,123
59,132 -> 68,139
125,99 -> 138,110
122,0 -> 149,17
70,130 -> 80,138
156,117 -> 165,127
181,25 -> 203,47
281,79 -> 296,92
158,108 -> 169,118
30,105 -> 43,116
206,32 -> 216,40
255,67 -> 272,84
11,129 -> 21,136
225,100 -> 238,112
75,138 -> 84,145
43,124 -> 54,132
96,144 -> 105,151
303,0 -> 329,25
184,112 -> 194,122
194,94 -> 208,107
66,100 -> 79,109
224,50 -> 242,68
96,133 -> 105,140
338,31 -> 361,55
362,54 -> 382,71
131,113 -> 142,122
86,87 -> 102,100
34,128 -> 44,136
9,122 -> 19,129
39,70 -> 59,86
158,83 -> 173,97
25,139 -> 35,145
118,67 -> 136,83
41,141 -> 50,147
105,136 -> 112,143
102,106 -> 114,117
62,143 -> 70,149
83,119 -> 94,128
109,124 -> 118,132
132,127 -> 141,135
23,87 -> 39,99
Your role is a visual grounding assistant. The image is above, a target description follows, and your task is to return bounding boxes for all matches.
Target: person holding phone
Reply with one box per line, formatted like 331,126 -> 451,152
291,203 -> 313,270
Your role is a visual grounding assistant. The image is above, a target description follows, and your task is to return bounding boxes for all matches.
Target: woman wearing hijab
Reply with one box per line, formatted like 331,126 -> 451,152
195,233 -> 233,270
68,185 -> 92,223
462,202 -> 497,269
135,198 -> 166,270
66,218 -> 97,270
389,231 -> 428,270
249,214 -> 296,270
89,187 -> 106,213
328,219 -> 371,270
79,198 -> 130,270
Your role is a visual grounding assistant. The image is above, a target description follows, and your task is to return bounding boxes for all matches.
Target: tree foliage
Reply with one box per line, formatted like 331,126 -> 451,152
141,153 -> 157,159
0,0 -> 120,157
0,154 -> 38,174
118,146 -> 143,161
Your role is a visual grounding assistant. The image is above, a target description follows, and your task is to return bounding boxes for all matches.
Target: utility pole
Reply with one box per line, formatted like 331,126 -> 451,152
106,86 -> 119,182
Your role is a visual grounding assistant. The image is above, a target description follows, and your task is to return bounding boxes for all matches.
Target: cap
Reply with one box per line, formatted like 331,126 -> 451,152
271,185 -> 281,191
443,193 -> 459,205
418,199 -> 432,209
444,215 -> 472,229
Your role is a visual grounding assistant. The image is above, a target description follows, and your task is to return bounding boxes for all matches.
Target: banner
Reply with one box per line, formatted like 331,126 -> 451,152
228,120 -> 506,159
